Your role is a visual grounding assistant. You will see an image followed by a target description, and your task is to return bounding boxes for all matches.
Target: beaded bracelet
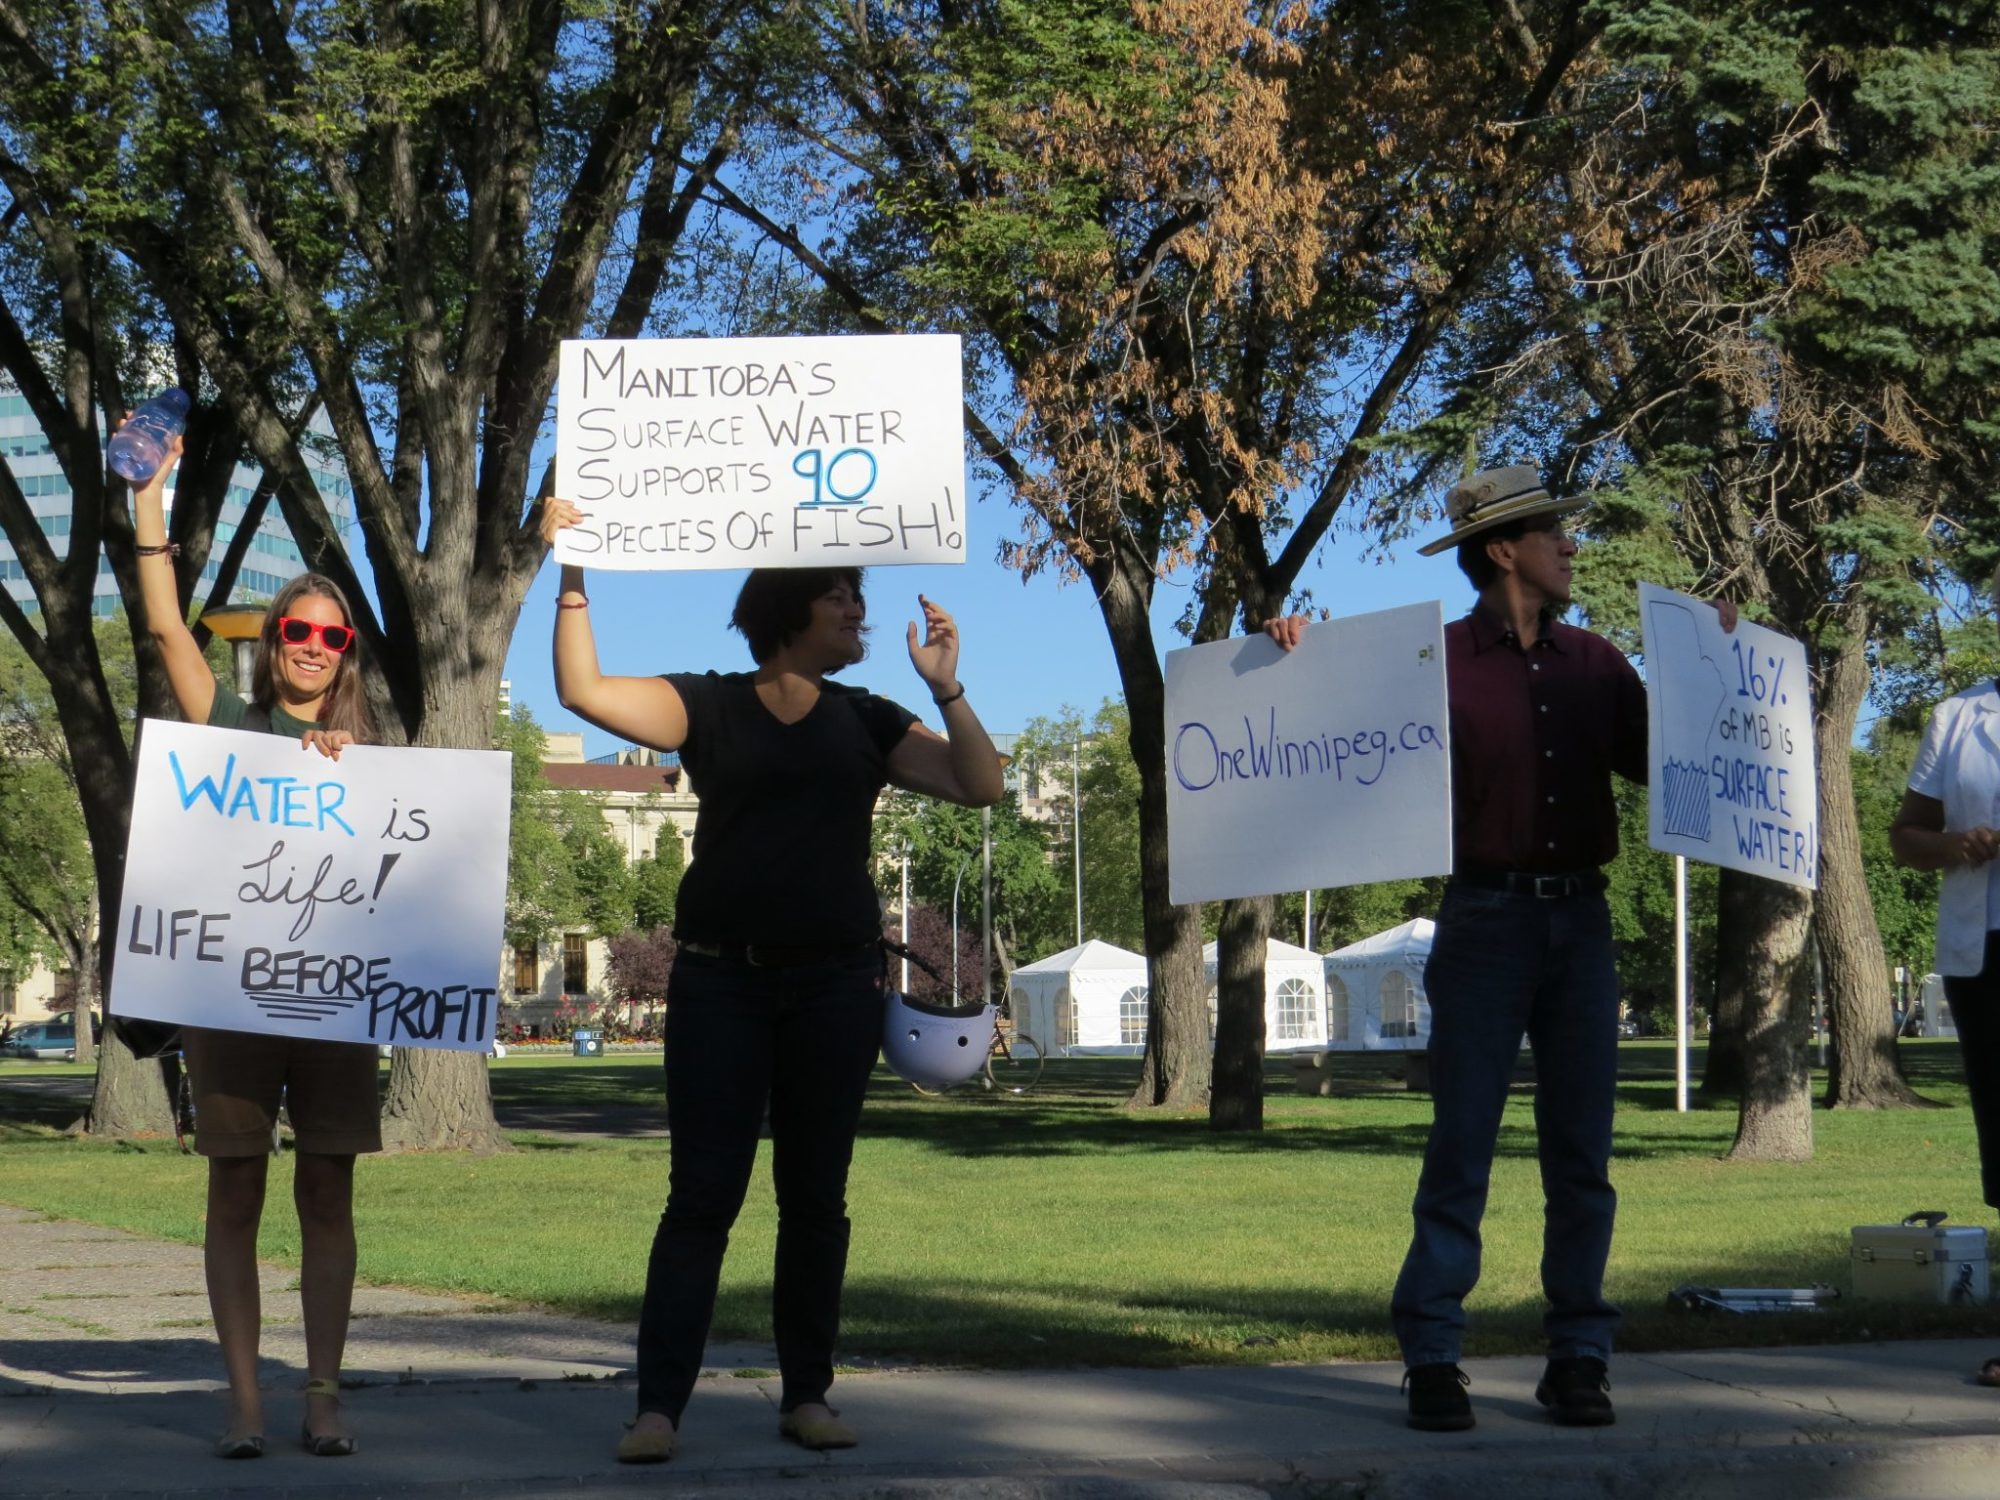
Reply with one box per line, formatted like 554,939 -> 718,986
135,542 -> 180,558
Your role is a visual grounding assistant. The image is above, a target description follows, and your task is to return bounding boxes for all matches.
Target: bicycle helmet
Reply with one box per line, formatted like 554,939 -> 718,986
881,991 -> 996,1091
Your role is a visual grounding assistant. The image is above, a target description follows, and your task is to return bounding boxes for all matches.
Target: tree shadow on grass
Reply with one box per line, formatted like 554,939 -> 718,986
700,1265 -> 2000,1370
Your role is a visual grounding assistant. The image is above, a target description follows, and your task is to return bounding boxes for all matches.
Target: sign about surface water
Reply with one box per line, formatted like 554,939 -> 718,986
1639,583 -> 1817,889
1164,603 -> 1452,904
552,334 -> 967,570
110,721 -> 512,1050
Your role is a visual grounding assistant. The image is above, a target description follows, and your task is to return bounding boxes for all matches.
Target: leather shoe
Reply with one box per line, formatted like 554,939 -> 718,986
1401,1362 -> 1474,1431
778,1408 -> 858,1450
616,1418 -> 675,1464
1536,1355 -> 1615,1426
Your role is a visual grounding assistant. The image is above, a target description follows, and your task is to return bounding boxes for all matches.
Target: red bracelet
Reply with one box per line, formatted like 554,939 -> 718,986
557,598 -> 589,610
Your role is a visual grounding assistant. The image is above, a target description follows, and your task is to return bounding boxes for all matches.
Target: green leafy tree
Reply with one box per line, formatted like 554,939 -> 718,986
498,707 -> 582,952
726,0 -> 1607,1123
0,0 -> 759,1148
1296,878 -> 1449,957
1018,700 -> 1146,955
1433,1 -> 2000,1155
874,791 -> 1068,996
559,791 -> 635,941
631,827 -> 686,933
0,632 -> 96,1063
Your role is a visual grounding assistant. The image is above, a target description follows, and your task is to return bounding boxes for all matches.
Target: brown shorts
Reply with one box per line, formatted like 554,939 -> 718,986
182,1027 -> 383,1157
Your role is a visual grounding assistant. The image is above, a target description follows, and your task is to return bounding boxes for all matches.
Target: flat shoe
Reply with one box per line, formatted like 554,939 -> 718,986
213,1433 -> 264,1460
300,1376 -> 357,1457
616,1422 -> 675,1464
779,1409 -> 857,1450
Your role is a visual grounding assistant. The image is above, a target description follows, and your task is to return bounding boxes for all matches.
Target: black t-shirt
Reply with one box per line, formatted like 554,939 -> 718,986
667,670 -> 918,947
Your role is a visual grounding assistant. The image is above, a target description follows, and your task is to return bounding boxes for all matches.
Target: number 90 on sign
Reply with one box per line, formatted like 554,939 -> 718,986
793,446 -> 879,508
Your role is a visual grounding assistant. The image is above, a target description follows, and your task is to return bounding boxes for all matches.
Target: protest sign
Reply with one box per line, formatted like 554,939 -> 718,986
1640,582 -> 1817,889
1164,603 -> 1451,904
109,721 -> 512,1050
552,334 -> 966,570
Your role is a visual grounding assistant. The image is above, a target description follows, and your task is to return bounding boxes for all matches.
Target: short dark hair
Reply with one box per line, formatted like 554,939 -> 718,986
730,567 -> 867,664
1455,521 -> 1529,591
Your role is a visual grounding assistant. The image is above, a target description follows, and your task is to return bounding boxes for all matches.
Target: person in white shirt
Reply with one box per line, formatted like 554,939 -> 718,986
1890,562 -> 2000,1387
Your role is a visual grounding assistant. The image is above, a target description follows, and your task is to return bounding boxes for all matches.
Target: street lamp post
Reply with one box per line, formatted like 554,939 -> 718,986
982,803 -> 993,1008
950,858 -> 970,1001
898,844 -> 910,992
1072,737 -> 1083,946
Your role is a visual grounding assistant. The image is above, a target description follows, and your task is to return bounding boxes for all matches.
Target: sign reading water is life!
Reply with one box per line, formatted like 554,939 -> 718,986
552,334 -> 967,570
1163,603 -> 1452,905
109,721 -> 513,1051
1639,583 -> 1818,889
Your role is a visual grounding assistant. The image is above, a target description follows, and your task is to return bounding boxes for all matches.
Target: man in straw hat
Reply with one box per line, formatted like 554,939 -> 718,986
1266,464 -> 1731,1433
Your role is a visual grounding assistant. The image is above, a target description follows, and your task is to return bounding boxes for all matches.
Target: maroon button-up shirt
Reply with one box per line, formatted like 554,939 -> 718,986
1446,605 -> 1648,873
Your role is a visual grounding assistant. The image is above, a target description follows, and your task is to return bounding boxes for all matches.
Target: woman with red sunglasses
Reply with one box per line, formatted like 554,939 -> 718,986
131,427 -> 377,1461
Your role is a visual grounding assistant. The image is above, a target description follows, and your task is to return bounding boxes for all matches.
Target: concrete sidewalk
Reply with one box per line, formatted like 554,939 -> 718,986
5,1205 -> 2000,1499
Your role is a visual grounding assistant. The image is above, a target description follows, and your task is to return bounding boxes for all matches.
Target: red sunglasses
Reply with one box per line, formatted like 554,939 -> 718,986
275,616 -> 354,653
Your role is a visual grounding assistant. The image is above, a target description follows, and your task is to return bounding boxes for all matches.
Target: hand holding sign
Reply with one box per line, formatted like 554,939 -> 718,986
112,723 -> 512,1051
1167,603 -> 1452,904
553,335 -> 967,571
1640,583 -> 1816,888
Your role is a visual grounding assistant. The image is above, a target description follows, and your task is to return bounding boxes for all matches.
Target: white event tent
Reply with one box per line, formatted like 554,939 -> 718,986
1006,940 -> 1151,1057
1321,918 -> 1434,1052
1201,937 -> 1330,1052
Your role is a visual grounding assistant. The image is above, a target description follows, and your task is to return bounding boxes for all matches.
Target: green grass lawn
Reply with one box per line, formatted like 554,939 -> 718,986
3,1041 -> 1996,1367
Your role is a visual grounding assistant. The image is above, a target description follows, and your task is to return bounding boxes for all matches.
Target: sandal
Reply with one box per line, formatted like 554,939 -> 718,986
1978,1357 -> 2000,1388
300,1376 -> 357,1457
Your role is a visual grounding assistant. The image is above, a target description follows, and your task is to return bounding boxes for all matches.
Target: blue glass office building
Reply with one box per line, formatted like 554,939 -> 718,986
0,391 -> 354,616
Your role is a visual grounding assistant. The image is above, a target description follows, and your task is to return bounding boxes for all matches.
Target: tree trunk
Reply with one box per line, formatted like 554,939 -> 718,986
1209,894 -> 1271,1132
1094,554 -> 1209,1111
379,1045 -> 508,1154
1814,626 -> 1927,1107
70,896 -> 97,1069
1701,913 -> 1746,1097
379,674 -> 514,1153
1723,868 -> 1815,1162
79,1027 -> 173,1138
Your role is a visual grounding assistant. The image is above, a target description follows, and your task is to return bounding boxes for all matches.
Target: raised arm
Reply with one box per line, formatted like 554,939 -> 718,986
541,499 -> 688,751
886,594 -> 1004,807
129,433 -> 217,725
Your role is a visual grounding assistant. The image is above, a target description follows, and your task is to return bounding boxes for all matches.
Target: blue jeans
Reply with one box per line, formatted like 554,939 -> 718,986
1390,881 -> 1621,1366
634,948 -> 884,1422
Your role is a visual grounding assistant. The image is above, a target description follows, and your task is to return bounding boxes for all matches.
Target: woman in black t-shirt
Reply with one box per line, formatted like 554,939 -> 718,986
540,498 -> 1003,1463
131,433 -> 376,1461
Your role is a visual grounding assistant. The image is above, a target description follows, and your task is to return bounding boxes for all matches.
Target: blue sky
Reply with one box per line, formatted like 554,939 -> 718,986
502,483 -> 1482,756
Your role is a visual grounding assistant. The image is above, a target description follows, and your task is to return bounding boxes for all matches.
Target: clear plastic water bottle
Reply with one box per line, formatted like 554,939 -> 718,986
107,387 -> 192,485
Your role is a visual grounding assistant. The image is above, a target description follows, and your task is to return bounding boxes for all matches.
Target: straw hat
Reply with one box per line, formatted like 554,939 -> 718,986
1416,465 -> 1589,556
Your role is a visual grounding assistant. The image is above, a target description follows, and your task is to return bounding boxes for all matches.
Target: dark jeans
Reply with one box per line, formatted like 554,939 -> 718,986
634,948 -> 884,1422
1390,881 -> 1621,1366
1942,931 -> 2000,1210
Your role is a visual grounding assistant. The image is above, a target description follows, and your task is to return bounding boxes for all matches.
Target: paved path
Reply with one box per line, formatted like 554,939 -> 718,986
5,1203 -> 2000,1498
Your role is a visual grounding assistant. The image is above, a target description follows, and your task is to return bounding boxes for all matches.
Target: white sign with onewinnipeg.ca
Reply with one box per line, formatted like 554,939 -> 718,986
110,721 -> 512,1051
553,334 -> 967,570
1640,582 -> 1818,889
1163,603 -> 1453,905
